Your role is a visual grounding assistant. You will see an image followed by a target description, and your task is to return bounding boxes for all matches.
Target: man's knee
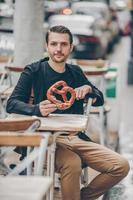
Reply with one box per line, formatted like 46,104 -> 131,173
112,156 -> 130,178
119,157 -> 130,177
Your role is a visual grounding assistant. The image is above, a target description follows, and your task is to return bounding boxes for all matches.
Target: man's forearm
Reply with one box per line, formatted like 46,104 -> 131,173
6,99 -> 41,116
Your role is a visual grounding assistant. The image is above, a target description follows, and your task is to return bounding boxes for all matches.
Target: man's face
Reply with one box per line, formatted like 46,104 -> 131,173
46,32 -> 73,63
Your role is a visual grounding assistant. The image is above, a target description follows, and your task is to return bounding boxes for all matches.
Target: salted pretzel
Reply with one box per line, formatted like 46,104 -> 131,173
47,81 -> 76,110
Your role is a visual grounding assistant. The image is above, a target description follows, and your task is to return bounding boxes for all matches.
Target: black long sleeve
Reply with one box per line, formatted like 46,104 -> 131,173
6,65 -> 42,116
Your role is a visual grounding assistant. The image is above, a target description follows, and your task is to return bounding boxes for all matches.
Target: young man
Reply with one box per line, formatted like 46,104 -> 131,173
6,25 -> 129,200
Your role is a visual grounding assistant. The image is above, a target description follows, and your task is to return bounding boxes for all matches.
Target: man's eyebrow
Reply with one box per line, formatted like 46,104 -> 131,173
50,41 -> 69,43
49,40 -> 57,42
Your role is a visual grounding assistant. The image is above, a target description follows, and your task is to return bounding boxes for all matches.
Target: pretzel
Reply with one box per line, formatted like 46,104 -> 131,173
47,81 -> 76,110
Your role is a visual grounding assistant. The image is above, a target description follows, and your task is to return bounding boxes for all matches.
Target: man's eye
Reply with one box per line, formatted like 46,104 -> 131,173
51,43 -> 57,46
62,43 -> 68,46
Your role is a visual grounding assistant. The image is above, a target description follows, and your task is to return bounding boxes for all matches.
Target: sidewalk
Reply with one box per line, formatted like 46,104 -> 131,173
106,36 -> 133,199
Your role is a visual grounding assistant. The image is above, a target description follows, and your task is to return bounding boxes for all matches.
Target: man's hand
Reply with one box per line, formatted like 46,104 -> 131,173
75,85 -> 96,103
39,100 -> 57,117
75,85 -> 92,100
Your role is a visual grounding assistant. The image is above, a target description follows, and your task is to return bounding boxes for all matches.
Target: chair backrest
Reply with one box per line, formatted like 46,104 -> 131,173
0,176 -> 53,200
5,66 -> 24,73
72,59 -> 106,67
0,56 -> 13,64
5,66 -> 24,86
0,131 -> 42,147
0,117 -> 41,131
72,59 -> 108,76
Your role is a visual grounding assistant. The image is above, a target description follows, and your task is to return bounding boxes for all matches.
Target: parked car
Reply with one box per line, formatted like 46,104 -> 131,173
71,1 -> 120,45
44,0 -> 69,21
117,9 -> 132,35
48,14 -> 110,59
110,0 -> 131,35
0,3 -> 14,17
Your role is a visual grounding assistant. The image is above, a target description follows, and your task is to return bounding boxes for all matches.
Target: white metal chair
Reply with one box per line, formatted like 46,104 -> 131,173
0,66 -> 24,118
0,130 -> 50,176
0,117 -> 50,176
72,58 -> 111,145
0,117 -> 54,200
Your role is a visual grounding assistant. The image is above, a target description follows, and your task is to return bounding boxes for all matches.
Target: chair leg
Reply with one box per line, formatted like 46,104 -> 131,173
46,132 -> 62,200
46,142 -> 56,200
0,97 -> 6,118
8,149 -> 39,176
36,133 -> 50,175
26,147 -> 33,175
81,167 -> 89,187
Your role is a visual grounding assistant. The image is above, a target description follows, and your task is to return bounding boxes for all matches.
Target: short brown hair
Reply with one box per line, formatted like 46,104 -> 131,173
46,25 -> 73,44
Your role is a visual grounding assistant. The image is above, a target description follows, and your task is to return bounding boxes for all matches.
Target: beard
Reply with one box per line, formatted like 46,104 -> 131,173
49,53 -> 68,63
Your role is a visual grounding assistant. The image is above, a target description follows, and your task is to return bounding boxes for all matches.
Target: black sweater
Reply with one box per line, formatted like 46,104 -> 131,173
6,58 -> 104,116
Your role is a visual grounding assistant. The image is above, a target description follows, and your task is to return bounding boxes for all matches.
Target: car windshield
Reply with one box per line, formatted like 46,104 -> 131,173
76,9 -> 102,19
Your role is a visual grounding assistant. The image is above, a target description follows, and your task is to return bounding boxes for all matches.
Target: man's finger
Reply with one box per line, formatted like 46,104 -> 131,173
75,89 -> 80,99
40,100 -> 52,105
75,89 -> 85,100
41,107 -> 57,115
92,98 -> 97,103
80,93 -> 85,99
40,103 -> 57,109
80,90 -> 86,99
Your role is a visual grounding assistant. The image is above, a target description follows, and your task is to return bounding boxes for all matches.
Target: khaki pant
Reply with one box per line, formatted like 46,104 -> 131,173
55,136 -> 130,200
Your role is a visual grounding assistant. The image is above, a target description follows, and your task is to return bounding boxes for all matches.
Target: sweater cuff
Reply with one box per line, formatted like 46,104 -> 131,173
33,104 -> 43,117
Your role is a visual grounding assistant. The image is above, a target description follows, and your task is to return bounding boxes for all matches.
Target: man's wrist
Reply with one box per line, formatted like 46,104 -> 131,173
86,85 -> 92,93
34,104 -> 43,117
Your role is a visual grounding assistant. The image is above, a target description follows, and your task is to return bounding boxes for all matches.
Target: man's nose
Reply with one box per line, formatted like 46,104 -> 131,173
57,44 -> 61,51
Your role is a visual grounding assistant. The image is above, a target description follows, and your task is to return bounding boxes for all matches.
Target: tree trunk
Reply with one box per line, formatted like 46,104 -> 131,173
14,0 -> 44,66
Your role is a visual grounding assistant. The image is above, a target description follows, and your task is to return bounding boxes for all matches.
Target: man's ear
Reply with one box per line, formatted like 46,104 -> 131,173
70,44 -> 74,52
46,44 -> 48,52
